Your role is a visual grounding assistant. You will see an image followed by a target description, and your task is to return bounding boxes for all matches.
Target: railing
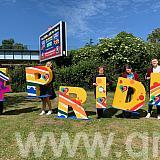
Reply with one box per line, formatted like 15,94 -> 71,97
0,49 -> 39,61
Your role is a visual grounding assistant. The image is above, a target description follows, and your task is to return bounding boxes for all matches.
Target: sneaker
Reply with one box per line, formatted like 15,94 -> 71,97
157,115 -> 160,120
145,113 -> 151,118
46,110 -> 52,115
39,110 -> 45,116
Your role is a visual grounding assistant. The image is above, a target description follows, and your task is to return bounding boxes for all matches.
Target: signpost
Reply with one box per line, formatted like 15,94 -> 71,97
39,21 -> 67,62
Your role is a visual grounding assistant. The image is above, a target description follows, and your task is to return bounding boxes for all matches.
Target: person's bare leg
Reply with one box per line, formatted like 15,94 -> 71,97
42,99 -> 47,110
40,98 -> 46,115
46,97 -> 52,110
46,97 -> 52,115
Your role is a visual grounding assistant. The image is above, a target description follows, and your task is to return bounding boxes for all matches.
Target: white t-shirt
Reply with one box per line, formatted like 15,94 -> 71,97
153,66 -> 160,73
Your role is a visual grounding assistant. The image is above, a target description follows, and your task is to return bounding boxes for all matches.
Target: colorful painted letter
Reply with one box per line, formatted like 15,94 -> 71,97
0,68 -> 11,101
58,86 -> 88,119
96,77 -> 107,109
112,77 -> 145,111
149,73 -> 160,106
26,66 -> 53,97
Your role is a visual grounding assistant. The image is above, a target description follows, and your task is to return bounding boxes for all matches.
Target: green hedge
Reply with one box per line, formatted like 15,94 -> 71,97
6,32 -> 160,92
9,66 -> 26,92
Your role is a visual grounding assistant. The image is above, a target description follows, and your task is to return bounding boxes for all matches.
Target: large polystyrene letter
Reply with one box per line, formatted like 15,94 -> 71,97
112,77 -> 145,111
96,77 -> 107,109
26,66 -> 53,97
0,68 -> 11,101
58,86 -> 88,119
149,73 -> 160,106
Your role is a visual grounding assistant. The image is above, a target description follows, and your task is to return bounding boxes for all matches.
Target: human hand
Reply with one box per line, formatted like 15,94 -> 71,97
93,83 -> 98,86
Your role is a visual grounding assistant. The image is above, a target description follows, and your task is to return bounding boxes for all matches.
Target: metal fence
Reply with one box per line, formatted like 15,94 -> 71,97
0,49 -> 39,61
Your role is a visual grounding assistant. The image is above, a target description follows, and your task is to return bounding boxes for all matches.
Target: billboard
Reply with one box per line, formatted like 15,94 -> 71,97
39,21 -> 67,62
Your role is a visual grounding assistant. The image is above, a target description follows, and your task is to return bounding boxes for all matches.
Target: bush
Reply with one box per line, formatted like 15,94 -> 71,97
55,60 -> 103,90
6,31 -> 160,92
9,66 -> 26,92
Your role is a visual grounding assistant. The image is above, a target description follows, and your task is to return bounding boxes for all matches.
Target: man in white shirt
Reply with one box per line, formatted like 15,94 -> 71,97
146,58 -> 160,119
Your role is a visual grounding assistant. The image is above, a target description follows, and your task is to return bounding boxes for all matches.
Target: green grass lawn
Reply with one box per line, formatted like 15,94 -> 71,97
0,92 -> 160,160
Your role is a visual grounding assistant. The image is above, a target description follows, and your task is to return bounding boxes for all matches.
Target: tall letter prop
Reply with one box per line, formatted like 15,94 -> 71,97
58,86 -> 88,119
149,73 -> 160,106
0,68 -> 11,101
96,77 -> 107,109
112,77 -> 145,111
26,66 -> 52,97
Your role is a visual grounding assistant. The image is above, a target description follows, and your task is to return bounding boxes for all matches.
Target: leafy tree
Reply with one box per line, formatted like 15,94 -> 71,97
85,38 -> 94,46
0,38 -> 28,92
147,28 -> 160,59
98,32 -> 151,73
3,31 -> 160,92
147,28 -> 160,43
0,38 -> 27,50
72,45 -> 100,64
54,31 -> 155,90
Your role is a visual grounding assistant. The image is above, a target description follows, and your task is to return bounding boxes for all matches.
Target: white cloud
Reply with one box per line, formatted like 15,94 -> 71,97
0,0 -> 16,5
151,1 -> 160,12
65,0 -> 108,35
32,0 -> 108,36
30,0 -> 160,38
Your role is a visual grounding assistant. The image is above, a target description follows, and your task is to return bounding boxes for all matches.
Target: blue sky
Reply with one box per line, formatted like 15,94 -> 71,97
0,0 -> 160,50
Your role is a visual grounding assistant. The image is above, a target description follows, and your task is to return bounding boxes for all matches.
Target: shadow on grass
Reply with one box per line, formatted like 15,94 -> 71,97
86,111 -> 96,116
103,108 -> 119,118
51,109 -> 96,117
115,109 -> 147,119
4,94 -> 40,109
150,109 -> 159,118
4,107 -> 58,116
3,107 -> 40,115
52,108 -> 58,114
137,109 -> 148,118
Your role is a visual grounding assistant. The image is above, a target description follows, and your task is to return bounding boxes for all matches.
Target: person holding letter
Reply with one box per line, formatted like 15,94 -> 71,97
39,61 -> 57,116
122,65 -> 140,102
93,66 -> 112,119
146,58 -> 160,119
